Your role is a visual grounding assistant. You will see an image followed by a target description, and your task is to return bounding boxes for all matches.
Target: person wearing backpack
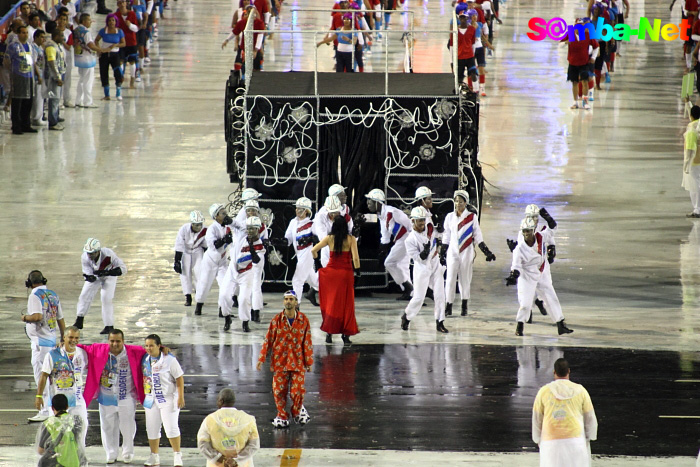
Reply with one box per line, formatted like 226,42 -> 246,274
35,393 -> 88,467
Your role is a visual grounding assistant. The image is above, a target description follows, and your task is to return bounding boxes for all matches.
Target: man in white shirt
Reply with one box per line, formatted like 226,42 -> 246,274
36,326 -> 89,447
400,206 -> 448,333
174,210 -> 207,307
23,270 -> 65,422
284,197 -> 320,306
194,204 -> 234,316
505,215 -> 574,337
74,238 -> 127,335
365,188 -> 413,300
313,193 -> 353,266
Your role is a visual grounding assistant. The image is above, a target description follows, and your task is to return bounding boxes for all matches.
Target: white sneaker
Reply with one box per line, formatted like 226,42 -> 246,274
144,57 -> 151,63
173,452 -> 183,467
106,458 -> 116,464
27,413 -> 49,422
122,453 -> 134,464
144,453 -> 160,466
135,75 -> 142,82
117,95 -> 123,101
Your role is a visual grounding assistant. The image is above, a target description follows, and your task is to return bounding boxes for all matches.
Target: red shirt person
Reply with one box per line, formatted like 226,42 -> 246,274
448,13 -> 477,85
257,291 -> 314,428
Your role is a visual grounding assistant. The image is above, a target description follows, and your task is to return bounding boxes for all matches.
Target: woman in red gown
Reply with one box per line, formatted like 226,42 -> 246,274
311,216 -> 361,345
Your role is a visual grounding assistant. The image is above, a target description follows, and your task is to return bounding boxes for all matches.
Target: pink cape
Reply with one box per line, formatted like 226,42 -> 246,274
77,343 -> 146,407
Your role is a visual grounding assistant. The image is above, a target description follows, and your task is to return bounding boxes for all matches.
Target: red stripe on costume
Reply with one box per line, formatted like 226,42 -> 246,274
396,226 -> 407,240
344,213 -> 351,224
98,257 -> 112,271
386,212 -> 393,229
237,263 -> 253,274
459,237 -> 473,253
196,228 -> 207,241
427,223 -> 434,238
242,244 -> 265,252
458,213 -> 474,231
297,223 -> 313,233
297,243 -> 311,251
536,232 -> 545,272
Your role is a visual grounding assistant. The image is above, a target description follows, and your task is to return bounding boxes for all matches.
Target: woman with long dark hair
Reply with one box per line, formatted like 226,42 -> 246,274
311,215 -> 360,344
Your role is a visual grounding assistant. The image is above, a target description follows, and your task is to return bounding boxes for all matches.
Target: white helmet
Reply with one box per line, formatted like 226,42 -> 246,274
246,216 -> 262,229
244,199 -> 260,212
324,195 -> 342,213
365,188 -> 386,204
209,203 -> 225,219
328,184 -> 346,197
295,197 -> 313,213
241,188 -> 261,202
520,217 -> 537,231
525,204 -> 539,217
190,210 -> 205,224
410,206 -> 429,220
415,186 -> 433,200
83,237 -> 101,253
453,190 -> 469,203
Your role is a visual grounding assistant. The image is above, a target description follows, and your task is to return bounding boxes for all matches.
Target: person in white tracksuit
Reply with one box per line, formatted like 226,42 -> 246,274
442,190 -> 496,317
173,210 -> 207,307
507,204 -> 557,321
74,238 -> 127,335
314,185 -> 354,266
400,206 -> 448,333
194,203 -> 234,316
505,215 -> 574,337
228,217 -> 266,333
221,199 -> 269,323
284,197 -> 320,306
228,188 -> 262,310
365,188 -> 413,300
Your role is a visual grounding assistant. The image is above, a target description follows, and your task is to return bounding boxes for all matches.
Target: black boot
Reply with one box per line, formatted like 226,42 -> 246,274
557,320 -> 574,335
194,303 -> 203,316
401,313 -> 410,331
326,333 -> 332,344
184,294 -> 192,306
461,299 -> 468,316
515,322 -> 524,336
218,307 -> 224,318
252,309 -> 260,323
341,334 -> 352,345
242,321 -> 250,333
100,325 -> 114,335
534,299 -> 548,315
436,320 -> 449,333
96,0 -> 112,14
307,289 -> 319,306
232,295 -> 239,308
425,287 -> 434,300
527,311 -> 533,324
224,315 -> 232,331
445,303 -> 452,316
73,316 -> 84,329
396,281 -> 413,300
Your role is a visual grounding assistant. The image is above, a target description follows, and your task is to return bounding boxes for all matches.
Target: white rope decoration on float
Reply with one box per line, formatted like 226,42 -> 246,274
240,95 -> 468,194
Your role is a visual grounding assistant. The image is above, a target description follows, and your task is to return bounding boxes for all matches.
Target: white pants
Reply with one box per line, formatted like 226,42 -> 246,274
69,403 -> 89,447
539,438 -> 591,467
405,263 -> 446,321
384,239 -> 411,288
76,276 -> 118,326
445,247 -> 475,303
194,253 -> 228,304
31,83 -> 45,122
686,165 -> 700,214
31,343 -> 52,416
252,259 -> 264,312
63,49 -> 74,105
76,67 -> 95,107
516,270 -> 564,324
219,268 -> 237,317
236,270 -> 257,322
179,250 -> 203,296
145,399 -> 180,439
99,399 -> 137,461
292,250 -> 318,299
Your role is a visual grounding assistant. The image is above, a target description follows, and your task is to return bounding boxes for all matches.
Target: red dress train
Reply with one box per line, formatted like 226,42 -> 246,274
318,251 -> 359,336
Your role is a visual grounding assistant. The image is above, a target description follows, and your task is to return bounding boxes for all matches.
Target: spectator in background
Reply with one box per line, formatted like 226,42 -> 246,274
95,14 -> 126,101
6,24 -> 36,134
35,394 -> 88,467
18,1 -> 31,25
30,29 -> 47,126
56,11 -> 75,108
115,0 -> 140,87
27,13 -> 42,44
44,28 -> 66,130
683,105 -> 700,218
73,13 -> 101,108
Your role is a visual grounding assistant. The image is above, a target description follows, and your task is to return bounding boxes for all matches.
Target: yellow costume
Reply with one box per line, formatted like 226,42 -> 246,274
197,407 -> 260,467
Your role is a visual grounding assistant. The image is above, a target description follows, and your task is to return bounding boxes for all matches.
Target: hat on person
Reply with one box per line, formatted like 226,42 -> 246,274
284,290 -> 298,299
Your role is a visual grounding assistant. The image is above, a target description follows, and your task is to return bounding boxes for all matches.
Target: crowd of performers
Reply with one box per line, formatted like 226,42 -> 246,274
166,185 -> 574,339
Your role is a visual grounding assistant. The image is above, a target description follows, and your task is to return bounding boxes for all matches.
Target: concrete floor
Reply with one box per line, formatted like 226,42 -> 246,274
2,0 -> 700,464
